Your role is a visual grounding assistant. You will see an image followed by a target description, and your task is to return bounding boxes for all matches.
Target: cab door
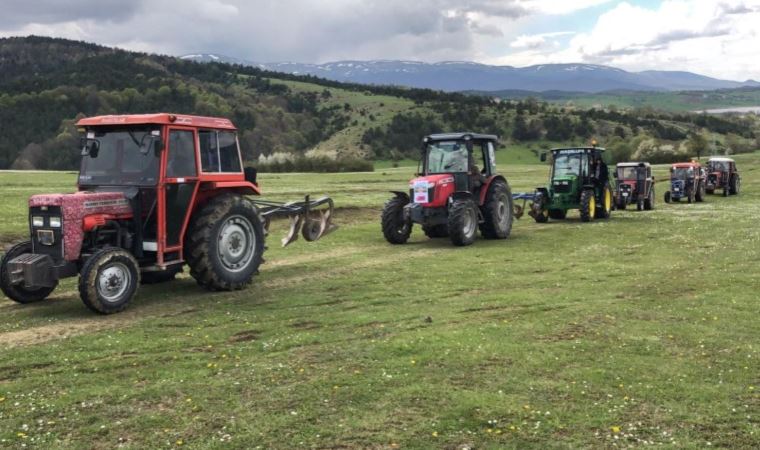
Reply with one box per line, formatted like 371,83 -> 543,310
158,128 -> 200,263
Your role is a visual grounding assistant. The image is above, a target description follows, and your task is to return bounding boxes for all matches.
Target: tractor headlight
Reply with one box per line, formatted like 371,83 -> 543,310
49,216 -> 62,228
32,216 -> 44,227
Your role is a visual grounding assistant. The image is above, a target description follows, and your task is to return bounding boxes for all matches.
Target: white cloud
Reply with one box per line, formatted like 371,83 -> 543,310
518,0 -> 614,15
510,31 -> 574,49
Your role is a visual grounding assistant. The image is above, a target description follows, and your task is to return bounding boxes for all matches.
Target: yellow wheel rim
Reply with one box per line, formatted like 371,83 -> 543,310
589,195 -> 596,218
604,188 -> 611,211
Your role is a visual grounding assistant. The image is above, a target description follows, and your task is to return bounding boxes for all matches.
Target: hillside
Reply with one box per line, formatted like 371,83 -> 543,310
1,36 -> 759,172
181,56 -> 760,93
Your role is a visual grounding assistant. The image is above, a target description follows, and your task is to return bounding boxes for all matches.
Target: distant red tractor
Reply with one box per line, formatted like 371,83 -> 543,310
613,162 -> 655,211
705,157 -> 741,196
381,133 -> 513,246
0,114 -> 334,314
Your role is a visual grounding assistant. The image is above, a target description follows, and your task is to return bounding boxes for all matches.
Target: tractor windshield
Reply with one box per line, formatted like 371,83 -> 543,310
672,167 -> 693,180
425,141 -> 468,174
79,127 -> 160,186
708,161 -> 726,172
617,167 -> 638,179
552,152 -> 582,178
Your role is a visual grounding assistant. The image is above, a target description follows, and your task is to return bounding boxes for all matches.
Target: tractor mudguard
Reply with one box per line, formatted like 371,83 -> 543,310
449,191 -> 474,203
389,191 -> 410,202
478,175 -> 507,206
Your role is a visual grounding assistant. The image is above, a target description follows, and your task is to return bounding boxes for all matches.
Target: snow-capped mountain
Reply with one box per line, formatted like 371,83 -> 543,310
179,55 -> 760,93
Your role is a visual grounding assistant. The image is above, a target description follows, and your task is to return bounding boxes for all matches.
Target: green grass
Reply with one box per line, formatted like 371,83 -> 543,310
1,155 -> 759,448
549,89 -> 760,112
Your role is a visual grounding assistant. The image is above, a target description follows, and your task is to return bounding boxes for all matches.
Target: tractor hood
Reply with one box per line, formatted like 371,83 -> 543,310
29,191 -> 133,261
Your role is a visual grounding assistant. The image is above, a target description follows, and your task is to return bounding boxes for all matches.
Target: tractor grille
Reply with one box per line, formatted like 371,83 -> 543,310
30,206 -> 64,260
553,182 -> 571,193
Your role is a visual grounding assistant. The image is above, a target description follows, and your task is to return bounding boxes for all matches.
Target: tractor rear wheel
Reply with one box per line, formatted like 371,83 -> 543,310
79,247 -> 140,314
448,198 -> 478,246
644,187 -> 654,210
479,180 -> 513,239
696,182 -> 705,202
1,241 -> 57,304
594,185 -> 612,219
422,224 -> 448,238
664,191 -> 671,203
579,189 -> 596,222
729,174 -> 740,195
548,209 -> 566,219
381,196 -> 412,244
186,194 -> 265,291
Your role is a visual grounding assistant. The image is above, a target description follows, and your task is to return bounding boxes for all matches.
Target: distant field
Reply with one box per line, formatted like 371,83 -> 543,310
1,154 -> 759,448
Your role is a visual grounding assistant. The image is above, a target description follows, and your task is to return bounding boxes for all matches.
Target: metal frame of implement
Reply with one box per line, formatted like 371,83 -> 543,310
252,195 -> 337,247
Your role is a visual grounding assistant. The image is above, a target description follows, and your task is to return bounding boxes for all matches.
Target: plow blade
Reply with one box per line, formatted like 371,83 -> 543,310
253,196 -> 337,247
511,192 -> 536,220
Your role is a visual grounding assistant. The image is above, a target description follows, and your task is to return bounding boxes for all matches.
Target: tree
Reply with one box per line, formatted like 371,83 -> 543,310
687,132 -> 708,159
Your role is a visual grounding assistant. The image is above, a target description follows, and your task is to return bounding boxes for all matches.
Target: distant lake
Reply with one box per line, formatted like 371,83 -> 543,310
696,106 -> 760,114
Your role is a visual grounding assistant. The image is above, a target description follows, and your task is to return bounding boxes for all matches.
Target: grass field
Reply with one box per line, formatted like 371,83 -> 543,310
1,153 -> 759,448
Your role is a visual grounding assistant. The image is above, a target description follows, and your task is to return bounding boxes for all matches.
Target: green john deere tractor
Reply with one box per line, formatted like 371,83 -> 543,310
528,146 -> 613,223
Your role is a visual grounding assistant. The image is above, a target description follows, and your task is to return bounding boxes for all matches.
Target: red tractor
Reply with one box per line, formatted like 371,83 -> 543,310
613,162 -> 655,211
705,157 -> 741,196
0,114 -> 334,314
381,133 -> 513,246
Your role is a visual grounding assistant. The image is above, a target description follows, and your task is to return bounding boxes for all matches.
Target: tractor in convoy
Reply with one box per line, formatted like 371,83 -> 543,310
705,157 -> 741,196
613,162 -> 655,211
663,161 -> 705,203
527,145 -> 613,222
0,114 -> 335,314
381,133 -> 513,246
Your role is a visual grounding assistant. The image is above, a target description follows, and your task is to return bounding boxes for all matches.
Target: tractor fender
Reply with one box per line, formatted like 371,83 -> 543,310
449,191 -> 474,205
478,175 -> 507,206
389,191 -> 410,203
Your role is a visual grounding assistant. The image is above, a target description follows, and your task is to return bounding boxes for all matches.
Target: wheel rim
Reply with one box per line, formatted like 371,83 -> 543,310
218,215 -> 256,272
589,195 -> 596,217
97,262 -> 131,303
463,207 -> 476,237
496,194 -> 509,226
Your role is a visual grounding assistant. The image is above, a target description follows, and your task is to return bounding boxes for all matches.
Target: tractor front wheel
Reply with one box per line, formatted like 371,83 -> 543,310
448,198 -> 478,246
79,247 -> 140,314
186,194 -> 265,291
1,241 -> 57,304
480,180 -> 513,239
579,189 -> 596,222
664,191 -> 671,203
381,196 -> 412,244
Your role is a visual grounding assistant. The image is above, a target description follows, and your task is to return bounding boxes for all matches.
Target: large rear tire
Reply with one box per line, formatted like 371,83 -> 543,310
448,198 -> 478,246
579,189 -> 596,222
1,241 -> 56,304
729,174 -> 740,195
381,196 -> 412,244
696,181 -> 705,202
664,191 -> 671,203
422,224 -> 448,238
186,194 -> 265,291
594,185 -> 612,219
79,247 -> 140,314
479,180 -> 513,239
644,186 -> 654,210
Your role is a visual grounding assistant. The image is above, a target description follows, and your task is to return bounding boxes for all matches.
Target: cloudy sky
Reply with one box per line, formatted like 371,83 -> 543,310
1,0 -> 759,80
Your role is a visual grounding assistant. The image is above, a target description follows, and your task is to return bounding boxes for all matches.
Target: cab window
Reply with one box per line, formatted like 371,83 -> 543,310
199,130 -> 242,173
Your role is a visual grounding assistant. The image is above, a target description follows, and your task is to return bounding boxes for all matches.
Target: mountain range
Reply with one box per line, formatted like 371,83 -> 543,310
181,54 -> 760,94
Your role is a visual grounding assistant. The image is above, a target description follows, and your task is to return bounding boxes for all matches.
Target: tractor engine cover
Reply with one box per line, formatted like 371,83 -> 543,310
29,191 -> 133,261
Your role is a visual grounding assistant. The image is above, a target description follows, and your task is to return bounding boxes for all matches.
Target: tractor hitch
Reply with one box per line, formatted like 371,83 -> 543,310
252,195 -> 337,247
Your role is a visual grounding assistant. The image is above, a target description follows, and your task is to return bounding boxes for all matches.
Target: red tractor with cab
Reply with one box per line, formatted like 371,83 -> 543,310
705,157 -> 741,196
381,133 -> 513,246
613,162 -> 655,211
1,114 -> 334,314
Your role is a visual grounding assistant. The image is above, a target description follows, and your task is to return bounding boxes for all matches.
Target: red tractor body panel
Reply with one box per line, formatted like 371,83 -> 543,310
77,113 -> 236,130
478,175 -> 503,205
29,191 -> 132,261
410,174 -> 455,207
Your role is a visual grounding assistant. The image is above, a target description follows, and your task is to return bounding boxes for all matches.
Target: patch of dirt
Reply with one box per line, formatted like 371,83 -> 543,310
228,329 -> 261,342
265,247 -> 360,268
290,320 -> 321,330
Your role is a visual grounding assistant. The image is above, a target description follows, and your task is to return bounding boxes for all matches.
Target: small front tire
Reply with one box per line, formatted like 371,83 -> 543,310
381,196 -> 412,244
79,248 -> 140,314
579,189 -> 596,222
448,199 -> 478,246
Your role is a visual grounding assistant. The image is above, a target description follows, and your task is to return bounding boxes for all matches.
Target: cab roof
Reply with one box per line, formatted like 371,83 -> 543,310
672,162 -> 701,168
424,132 -> 498,142
616,162 -> 650,167
76,113 -> 237,130
552,146 -> 606,152
708,157 -> 734,162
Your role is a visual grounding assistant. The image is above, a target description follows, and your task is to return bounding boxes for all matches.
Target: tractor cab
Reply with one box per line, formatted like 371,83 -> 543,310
530,146 -> 612,222
613,162 -> 655,210
664,162 -> 705,203
382,132 -> 514,246
705,157 -> 740,196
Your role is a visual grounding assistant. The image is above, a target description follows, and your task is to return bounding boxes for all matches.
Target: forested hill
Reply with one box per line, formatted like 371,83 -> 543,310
1,36 -> 758,171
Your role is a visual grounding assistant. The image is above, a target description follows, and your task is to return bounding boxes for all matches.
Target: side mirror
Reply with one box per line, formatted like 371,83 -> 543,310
540,153 -> 547,162
81,138 -> 100,158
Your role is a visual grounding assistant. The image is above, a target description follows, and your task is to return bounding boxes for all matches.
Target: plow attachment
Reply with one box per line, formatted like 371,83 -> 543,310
251,195 -> 337,247
512,192 -> 537,219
